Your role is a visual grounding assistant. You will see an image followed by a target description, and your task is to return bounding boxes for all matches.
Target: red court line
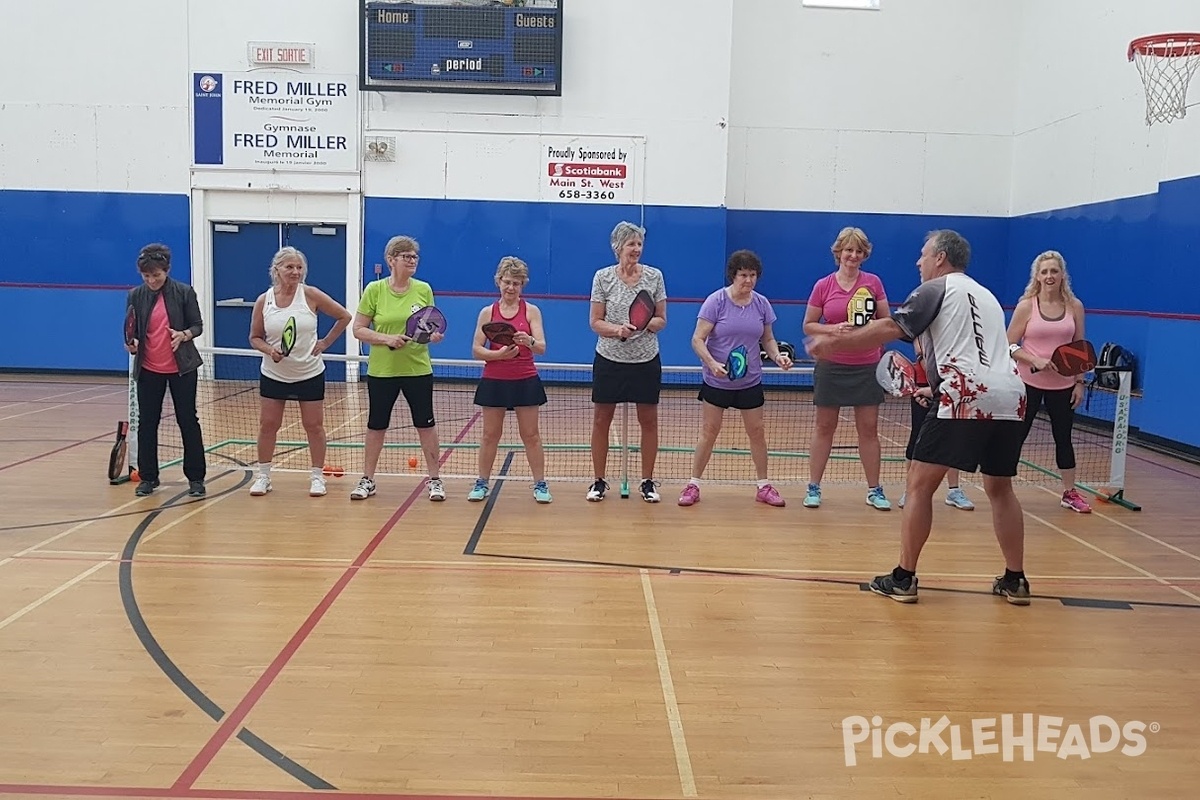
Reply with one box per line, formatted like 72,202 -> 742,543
0,431 -> 111,472
171,412 -> 482,791
0,783 -> 666,800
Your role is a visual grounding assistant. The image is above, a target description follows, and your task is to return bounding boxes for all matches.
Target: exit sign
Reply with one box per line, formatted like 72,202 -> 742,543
248,42 -> 315,66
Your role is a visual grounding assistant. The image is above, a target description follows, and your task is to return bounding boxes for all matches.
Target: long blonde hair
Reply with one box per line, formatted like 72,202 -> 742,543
1021,250 -> 1076,302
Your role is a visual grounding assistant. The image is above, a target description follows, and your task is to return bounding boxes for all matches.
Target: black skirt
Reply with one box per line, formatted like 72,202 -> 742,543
473,375 -> 548,410
591,352 -> 661,405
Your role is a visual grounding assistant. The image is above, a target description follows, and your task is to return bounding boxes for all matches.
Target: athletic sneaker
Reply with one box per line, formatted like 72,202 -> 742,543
350,477 -> 376,500
639,479 -> 661,503
428,478 -> 446,501
677,483 -> 700,507
309,476 -> 327,497
945,487 -> 974,510
467,478 -> 490,502
992,574 -> 1032,605
135,479 -> 160,497
866,486 -> 892,511
1061,488 -> 1092,514
249,475 -> 272,496
869,573 -> 919,603
188,481 -> 206,498
586,479 -> 609,502
803,483 -> 821,508
533,481 -> 553,504
756,483 -> 785,507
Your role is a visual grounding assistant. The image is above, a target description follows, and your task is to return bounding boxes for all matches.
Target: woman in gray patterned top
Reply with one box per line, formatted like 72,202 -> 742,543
587,221 -> 668,503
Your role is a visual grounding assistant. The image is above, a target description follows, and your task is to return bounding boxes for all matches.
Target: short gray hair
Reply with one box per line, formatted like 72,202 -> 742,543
385,235 -> 419,259
610,221 -> 646,258
269,246 -> 308,287
926,230 -> 971,271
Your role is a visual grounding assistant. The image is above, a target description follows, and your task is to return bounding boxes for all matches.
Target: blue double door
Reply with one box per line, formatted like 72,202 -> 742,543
211,222 -> 349,379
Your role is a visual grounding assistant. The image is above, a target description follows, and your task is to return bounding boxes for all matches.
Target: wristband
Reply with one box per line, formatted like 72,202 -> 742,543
1008,343 -> 1021,356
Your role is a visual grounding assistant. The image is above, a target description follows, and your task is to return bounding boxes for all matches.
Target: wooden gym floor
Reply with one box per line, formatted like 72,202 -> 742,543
2,374 -> 1200,800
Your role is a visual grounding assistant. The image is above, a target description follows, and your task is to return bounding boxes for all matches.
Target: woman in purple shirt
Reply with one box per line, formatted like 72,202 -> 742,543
678,250 -> 793,508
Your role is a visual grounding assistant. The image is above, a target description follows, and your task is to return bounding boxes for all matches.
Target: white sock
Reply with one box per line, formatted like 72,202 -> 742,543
310,466 -> 323,480
757,479 -> 770,489
688,477 -> 701,487
259,462 -> 273,477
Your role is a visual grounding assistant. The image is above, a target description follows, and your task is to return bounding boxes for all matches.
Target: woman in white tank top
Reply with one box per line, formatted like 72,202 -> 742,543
248,247 -> 352,498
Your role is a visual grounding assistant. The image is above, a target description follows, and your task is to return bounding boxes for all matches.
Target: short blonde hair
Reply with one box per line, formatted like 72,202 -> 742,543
830,226 -> 872,264
385,235 -> 419,259
1021,250 -> 1076,302
269,246 -> 308,287
495,256 -> 529,286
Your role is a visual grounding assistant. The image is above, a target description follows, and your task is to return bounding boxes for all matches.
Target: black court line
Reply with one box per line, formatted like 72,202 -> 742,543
118,472 -> 336,790
468,549 -> 1200,612
463,450 -> 515,556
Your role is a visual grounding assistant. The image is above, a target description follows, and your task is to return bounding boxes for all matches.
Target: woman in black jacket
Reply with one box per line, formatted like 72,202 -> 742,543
124,243 -> 207,497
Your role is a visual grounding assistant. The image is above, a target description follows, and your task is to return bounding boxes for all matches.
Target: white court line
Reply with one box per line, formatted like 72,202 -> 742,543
1025,508 -> 1200,604
0,494 -> 149,570
1033,484 -> 1200,564
0,387 -> 121,422
0,384 -> 117,413
639,568 -> 697,798
0,484 -> 240,632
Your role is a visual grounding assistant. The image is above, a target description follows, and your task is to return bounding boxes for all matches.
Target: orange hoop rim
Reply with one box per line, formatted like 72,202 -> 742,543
1128,32 -> 1200,61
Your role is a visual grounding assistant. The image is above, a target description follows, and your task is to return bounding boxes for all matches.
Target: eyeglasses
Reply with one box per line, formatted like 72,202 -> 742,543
395,252 -> 419,262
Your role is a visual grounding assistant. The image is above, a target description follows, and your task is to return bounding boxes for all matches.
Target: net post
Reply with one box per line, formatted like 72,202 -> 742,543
1100,370 -> 1141,511
619,403 -> 630,498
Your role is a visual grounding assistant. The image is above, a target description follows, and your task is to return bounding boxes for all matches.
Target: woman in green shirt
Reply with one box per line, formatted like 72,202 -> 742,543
350,235 -> 446,501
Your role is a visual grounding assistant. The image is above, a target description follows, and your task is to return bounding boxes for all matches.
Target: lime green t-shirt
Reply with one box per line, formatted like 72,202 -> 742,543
358,278 -> 436,377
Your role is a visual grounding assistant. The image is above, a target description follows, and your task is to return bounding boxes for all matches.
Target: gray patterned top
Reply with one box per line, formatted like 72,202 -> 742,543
590,264 -> 668,364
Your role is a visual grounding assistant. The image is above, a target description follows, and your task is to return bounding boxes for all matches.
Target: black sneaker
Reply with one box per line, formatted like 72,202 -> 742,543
869,573 -> 919,603
639,479 -> 661,503
586,479 -> 608,502
188,481 -> 206,498
992,575 -> 1031,605
135,480 -> 160,496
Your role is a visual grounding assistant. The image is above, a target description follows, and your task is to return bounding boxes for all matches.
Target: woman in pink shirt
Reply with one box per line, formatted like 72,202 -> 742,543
802,227 -> 892,510
1007,250 -> 1091,513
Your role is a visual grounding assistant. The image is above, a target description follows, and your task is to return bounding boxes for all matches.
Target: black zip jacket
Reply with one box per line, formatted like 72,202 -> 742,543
126,277 -> 204,379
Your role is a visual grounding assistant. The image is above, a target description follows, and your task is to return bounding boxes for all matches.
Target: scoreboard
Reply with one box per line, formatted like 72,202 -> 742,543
360,1 -> 563,96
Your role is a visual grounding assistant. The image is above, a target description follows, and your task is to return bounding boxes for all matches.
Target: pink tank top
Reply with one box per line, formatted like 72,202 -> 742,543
482,300 -> 538,381
1017,297 -> 1075,391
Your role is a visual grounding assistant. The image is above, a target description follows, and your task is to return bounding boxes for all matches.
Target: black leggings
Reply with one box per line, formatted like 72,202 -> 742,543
137,369 -> 206,483
1019,384 -> 1076,470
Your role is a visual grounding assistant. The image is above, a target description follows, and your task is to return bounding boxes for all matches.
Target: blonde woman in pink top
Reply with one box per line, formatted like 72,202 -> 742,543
1007,250 -> 1091,513
802,227 -> 892,510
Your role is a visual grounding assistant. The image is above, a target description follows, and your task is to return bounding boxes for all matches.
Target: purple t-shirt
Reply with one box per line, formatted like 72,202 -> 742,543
698,288 -> 777,390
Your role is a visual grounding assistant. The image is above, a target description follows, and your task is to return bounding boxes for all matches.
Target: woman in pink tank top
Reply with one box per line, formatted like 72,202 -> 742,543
469,257 -> 551,503
1007,250 -> 1092,513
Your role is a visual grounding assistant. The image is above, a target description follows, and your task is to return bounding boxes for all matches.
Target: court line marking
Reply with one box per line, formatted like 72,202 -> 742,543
0,430 -> 112,472
0,488 -> 239,632
0,781 -> 668,800
1032,483 -> 1200,564
14,549 -> 1200,582
0,384 -> 118,413
0,494 -> 150,571
171,411 -> 482,790
639,569 -> 697,798
0,388 -> 121,422
1024,508 -> 1200,604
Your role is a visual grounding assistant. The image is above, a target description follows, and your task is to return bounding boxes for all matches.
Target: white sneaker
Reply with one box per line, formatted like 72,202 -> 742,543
428,478 -> 446,501
249,475 -> 272,496
309,475 -> 327,497
350,477 -> 376,500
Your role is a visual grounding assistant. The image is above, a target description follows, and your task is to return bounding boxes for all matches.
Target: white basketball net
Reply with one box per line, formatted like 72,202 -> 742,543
1130,35 -> 1200,125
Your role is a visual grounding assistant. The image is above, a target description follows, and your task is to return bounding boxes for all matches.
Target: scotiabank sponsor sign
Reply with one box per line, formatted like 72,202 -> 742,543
540,136 -> 639,204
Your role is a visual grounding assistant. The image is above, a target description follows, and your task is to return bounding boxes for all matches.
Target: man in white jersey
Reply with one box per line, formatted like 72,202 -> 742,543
805,230 -> 1031,605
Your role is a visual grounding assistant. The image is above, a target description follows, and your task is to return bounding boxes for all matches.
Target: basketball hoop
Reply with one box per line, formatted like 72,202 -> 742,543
1128,33 -> 1200,125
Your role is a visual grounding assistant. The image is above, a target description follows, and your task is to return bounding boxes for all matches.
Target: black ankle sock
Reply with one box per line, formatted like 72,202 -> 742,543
1004,568 -> 1025,582
892,566 -> 916,585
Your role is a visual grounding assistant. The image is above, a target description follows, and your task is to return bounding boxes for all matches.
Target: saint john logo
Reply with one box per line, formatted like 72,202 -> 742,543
841,714 -> 1156,766
198,75 -> 218,93
847,287 -> 877,327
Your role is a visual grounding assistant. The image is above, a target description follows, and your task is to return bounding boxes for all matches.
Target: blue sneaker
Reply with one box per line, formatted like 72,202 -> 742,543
945,487 -> 975,510
803,483 -> 821,508
533,480 -> 553,504
866,486 -> 892,511
467,478 -> 490,502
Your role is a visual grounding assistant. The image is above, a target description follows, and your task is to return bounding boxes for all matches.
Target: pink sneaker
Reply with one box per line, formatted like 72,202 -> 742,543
756,483 -> 785,507
678,483 -> 700,507
1061,489 -> 1092,514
